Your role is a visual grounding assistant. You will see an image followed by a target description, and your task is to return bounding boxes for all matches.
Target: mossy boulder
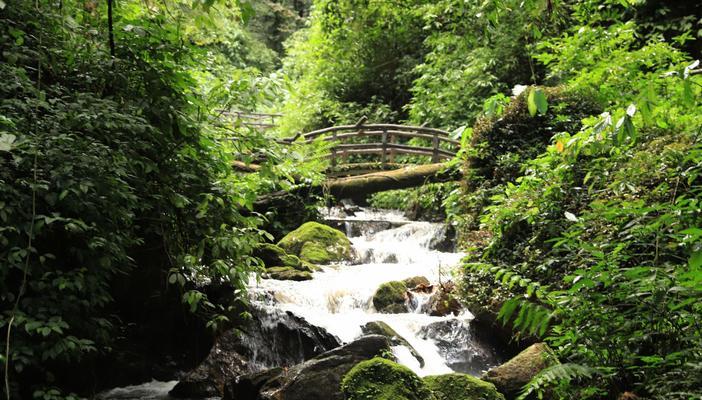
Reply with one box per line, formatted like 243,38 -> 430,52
361,321 -> 424,367
265,266 -> 312,281
278,222 -> 353,264
372,281 -> 409,313
483,343 -> 557,398
341,357 -> 435,400
255,243 -> 290,266
424,373 -> 505,400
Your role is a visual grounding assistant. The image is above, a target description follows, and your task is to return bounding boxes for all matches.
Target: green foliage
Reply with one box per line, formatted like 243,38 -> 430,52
278,0 -> 429,134
460,23 -> 702,400
0,0 -> 313,397
517,363 -> 601,400
368,182 -> 459,222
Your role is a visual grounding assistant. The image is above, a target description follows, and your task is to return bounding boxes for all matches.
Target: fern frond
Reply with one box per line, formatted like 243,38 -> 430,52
517,363 -> 600,400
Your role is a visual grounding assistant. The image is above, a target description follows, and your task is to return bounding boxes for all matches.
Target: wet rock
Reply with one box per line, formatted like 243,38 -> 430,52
424,373 -> 505,400
341,357 -> 434,400
422,281 -> 461,317
264,266 -> 312,281
169,330 -> 249,398
222,367 -> 283,400
278,222 -> 353,264
372,281 -> 409,313
171,308 -> 340,397
427,225 -> 455,252
255,243 -> 320,275
483,343 -> 557,398
254,243 -> 290,267
224,335 -> 391,400
239,309 -> 342,369
418,319 -> 502,376
403,276 -> 430,290
361,321 -> 424,367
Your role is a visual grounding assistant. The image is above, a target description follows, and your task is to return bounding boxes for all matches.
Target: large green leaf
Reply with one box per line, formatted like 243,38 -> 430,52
528,87 -> 548,116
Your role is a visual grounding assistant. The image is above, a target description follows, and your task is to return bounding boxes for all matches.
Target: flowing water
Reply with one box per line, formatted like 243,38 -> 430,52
99,207 -> 501,399
249,207 -> 500,377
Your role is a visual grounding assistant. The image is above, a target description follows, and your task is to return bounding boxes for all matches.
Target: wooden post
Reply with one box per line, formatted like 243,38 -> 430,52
381,129 -> 388,165
432,131 -> 440,163
389,132 -> 397,163
331,130 -> 338,170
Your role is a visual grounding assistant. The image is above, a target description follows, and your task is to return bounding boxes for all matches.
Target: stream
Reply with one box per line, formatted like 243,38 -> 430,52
98,207 -> 501,399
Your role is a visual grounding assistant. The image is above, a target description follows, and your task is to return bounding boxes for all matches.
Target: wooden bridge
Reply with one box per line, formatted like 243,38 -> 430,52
227,114 -> 462,198
296,118 -> 461,198
290,118 -> 460,177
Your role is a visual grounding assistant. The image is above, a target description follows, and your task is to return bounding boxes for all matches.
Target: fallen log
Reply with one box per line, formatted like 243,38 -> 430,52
324,162 -> 460,200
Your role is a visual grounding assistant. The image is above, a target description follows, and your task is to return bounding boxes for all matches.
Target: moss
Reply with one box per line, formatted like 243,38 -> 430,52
341,357 -> 435,400
265,266 -> 312,281
277,222 -> 352,264
255,243 -> 289,267
372,281 -> 408,313
279,254 -> 302,268
299,241 -> 335,264
424,373 -> 505,400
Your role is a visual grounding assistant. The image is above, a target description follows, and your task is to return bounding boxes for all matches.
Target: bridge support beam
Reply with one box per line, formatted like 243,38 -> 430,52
325,162 -> 460,200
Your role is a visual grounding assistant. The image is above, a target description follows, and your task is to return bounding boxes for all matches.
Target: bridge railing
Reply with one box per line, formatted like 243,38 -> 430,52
298,120 -> 459,168
219,110 -> 282,131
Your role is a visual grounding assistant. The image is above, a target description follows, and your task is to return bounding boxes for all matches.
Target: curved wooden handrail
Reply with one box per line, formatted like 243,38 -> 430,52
302,123 -> 451,140
305,130 -> 460,146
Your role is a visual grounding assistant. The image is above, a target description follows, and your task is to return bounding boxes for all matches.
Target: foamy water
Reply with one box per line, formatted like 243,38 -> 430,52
249,208 -> 478,376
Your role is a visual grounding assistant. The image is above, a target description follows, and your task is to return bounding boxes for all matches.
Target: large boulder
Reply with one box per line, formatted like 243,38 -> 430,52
169,330 -> 249,398
483,343 -> 557,398
278,222 -> 353,264
424,373 -> 505,400
418,319 -> 502,376
171,308 -> 340,398
224,335 -> 391,400
361,321 -> 424,367
341,357 -> 435,400
372,281 -> 409,313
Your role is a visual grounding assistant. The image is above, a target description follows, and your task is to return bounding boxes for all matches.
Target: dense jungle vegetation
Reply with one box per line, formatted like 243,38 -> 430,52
1,0 -> 701,399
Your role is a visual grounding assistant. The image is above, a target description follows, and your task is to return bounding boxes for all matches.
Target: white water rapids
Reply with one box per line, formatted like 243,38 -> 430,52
99,208 -> 500,399
249,207 -> 491,377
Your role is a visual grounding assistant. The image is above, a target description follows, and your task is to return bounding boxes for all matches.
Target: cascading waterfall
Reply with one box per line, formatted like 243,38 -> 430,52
98,207 -> 501,399
248,207 -> 500,377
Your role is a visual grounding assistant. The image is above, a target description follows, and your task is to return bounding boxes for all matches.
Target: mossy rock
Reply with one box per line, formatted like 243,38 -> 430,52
255,243 -> 289,266
299,260 -> 321,273
265,266 -> 312,281
403,276 -> 430,289
278,222 -> 352,264
341,357 -> 435,400
483,343 -> 557,397
424,373 -> 505,400
361,322 -> 424,367
372,281 -> 408,313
